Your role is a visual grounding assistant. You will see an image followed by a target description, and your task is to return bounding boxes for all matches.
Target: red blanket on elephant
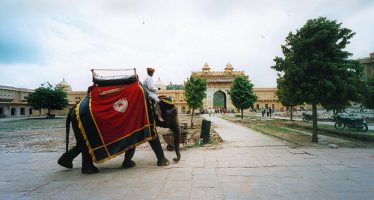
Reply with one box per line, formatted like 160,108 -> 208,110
76,81 -> 157,163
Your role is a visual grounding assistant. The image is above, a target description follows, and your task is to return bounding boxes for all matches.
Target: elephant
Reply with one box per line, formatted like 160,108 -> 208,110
57,99 -> 181,174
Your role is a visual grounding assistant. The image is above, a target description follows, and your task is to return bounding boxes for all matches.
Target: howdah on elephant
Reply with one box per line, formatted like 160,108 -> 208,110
58,78 -> 181,174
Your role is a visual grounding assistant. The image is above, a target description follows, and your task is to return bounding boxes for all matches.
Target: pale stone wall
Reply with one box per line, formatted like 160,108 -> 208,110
359,52 -> 374,79
156,90 -> 188,113
0,86 -> 35,118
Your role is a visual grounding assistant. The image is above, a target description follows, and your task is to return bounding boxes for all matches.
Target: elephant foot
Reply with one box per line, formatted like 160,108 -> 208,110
81,165 -> 99,174
57,153 -> 73,169
122,160 -> 136,169
157,158 -> 170,166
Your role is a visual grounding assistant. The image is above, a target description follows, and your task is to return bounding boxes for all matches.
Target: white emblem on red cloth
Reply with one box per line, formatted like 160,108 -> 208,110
113,98 -> 128,113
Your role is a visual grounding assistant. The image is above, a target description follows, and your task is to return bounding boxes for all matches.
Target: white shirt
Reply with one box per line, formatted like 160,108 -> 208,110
143,75 -> 158,93
143,75 -> 159,102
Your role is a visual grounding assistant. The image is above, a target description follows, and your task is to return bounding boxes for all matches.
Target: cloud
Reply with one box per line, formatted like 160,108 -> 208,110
0,0 -> 373,90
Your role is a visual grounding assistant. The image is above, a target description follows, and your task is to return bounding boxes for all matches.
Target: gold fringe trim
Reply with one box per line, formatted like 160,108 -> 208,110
75,85 -> 159,164
88,95 -> 111,157
75,98 -> 99,163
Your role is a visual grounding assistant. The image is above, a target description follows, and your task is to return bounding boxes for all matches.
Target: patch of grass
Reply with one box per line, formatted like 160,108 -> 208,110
255,123 -> 301,135
284,122 -> 374,141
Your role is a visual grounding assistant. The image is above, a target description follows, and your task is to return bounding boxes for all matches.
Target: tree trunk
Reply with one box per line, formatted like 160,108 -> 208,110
190,108 -> 194,128
241,108 -> 243,119
290,106 -> 293,121
312,102 -> 318,143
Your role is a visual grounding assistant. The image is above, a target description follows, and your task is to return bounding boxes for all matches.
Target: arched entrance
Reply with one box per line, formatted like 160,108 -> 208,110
213,90 -> 226,109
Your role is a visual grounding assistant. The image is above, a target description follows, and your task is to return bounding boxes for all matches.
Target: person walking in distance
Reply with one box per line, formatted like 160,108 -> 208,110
143,67 -> 164,122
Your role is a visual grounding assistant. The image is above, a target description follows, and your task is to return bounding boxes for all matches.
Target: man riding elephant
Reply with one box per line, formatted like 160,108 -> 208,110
143,67 -> 164,122
58,71 -> 181,174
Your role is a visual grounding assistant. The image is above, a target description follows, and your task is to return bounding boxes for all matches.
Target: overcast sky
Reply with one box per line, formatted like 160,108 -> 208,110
0,0 -> 373,91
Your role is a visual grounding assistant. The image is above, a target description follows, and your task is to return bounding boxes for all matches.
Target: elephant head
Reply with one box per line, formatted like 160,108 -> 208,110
156,99 -> 181,162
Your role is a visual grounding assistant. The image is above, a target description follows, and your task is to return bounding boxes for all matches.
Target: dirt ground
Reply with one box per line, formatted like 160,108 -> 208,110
0,114 -> 222,153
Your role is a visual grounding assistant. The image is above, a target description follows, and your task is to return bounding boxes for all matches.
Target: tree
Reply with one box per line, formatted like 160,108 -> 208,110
272,17 -> 365,143
27,83 -> 69,118
184,76 -> 207,127
275,76 -> 303,121
362,77 -> 374,109
166,84 -> 184,90
229,76 -> 257,119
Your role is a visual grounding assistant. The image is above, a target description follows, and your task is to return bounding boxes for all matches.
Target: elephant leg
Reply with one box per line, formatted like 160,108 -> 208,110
122,148 -> 136,168
81,146 -> 98,174
70,116 -> 98,174
57,146 -> 81,169
148,137 -> 169,166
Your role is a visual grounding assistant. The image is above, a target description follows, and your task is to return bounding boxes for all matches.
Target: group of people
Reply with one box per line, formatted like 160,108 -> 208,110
261,107 -> 273,117
200,107 -> 236,116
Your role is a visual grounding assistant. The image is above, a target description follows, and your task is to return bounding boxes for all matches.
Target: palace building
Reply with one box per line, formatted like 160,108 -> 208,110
190,63 -> 245,111
0,85 -> 34,118
0,79 -> 86,118
156,63 -> 282,113
0,65 -> 282,118
359,52 -> 374,79
189,63 -> 282,111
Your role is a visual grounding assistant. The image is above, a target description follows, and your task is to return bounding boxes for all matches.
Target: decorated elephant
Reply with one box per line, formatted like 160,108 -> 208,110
58,80 -> 181,174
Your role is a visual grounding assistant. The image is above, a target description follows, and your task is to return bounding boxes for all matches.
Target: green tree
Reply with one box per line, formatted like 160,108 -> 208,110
166,84 -> 184,90
229,76 -> 257,119
184,77 -> 207,127
275,77 -> 303,120
272,17 -> 364,143
27,83 -> 69,118
362,77 -> 374,109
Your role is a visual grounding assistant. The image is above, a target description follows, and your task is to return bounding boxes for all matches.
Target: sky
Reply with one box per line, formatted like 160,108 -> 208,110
0,0 -> 373,91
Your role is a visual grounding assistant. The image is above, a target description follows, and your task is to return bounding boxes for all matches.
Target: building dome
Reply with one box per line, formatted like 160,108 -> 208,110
224,63 -> 234,73
202,62 -> 211,73
155,77 -> 166,91
56,78 -> 72,92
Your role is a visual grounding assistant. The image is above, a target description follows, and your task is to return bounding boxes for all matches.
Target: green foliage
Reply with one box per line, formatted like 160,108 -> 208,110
272,17 -> 364,142
276,77 -> 303,120
184,77 -> 207,127
184,77 -> 207,110
27,83 -> 69,116
166,84 -> 184,90
362,77 -> 374,109
276,77 -> 302,107
229,76 -> 257,118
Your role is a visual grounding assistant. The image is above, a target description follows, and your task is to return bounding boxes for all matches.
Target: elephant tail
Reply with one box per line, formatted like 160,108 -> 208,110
65,107 -> 73,153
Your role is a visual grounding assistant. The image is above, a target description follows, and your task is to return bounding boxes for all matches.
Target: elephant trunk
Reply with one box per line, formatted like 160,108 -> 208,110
172,115 -> 181,162
65,108 -> 73,153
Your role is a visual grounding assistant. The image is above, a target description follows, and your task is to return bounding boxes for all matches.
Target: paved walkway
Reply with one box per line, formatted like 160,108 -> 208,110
1,116 -> 374,199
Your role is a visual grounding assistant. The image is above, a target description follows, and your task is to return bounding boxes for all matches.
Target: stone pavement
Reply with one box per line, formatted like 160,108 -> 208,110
1,116 -> 374,200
